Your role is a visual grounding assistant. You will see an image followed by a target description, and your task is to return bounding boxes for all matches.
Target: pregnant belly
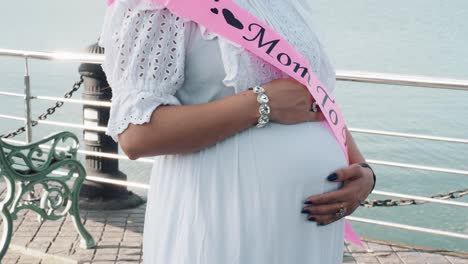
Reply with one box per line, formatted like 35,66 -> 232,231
230,121 -> 348,192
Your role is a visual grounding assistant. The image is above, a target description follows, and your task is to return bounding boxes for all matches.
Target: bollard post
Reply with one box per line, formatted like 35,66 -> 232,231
78,43 -> 143,210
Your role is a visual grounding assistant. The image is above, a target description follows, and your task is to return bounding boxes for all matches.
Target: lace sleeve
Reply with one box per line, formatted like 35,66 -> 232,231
99,4 -> 186,142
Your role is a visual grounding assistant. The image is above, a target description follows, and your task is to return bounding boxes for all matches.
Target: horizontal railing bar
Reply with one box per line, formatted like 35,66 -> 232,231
0,114 -> 26,121
372,190 -> 468,208
0,48 -> 104,64
85,175 -> 149,189
367,159 -> 468,176
0,91 -> 25,98
34,96 -> 112,107
2,49 -> 468,90
51,169 -> 150,189
349,128 -> 468,144
0,138 -> 154,164
3,137 -> 467,176
76,149 -> 154,163
35,120 -> 107,132
336,70 -> 468,91
346,216 -> 468,240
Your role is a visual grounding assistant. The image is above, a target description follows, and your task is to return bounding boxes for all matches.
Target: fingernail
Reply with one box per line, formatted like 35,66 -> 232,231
327,173 -> 338,181
308,217 -> 316,222
301,208 -> 308,214
304,201 -> 313,205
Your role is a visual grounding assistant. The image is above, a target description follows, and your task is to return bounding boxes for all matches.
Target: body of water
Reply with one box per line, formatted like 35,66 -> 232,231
0,0 -> 467,252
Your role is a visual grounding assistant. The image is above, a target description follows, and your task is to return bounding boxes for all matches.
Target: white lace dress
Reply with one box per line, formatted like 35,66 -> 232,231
99,0 -> 348,263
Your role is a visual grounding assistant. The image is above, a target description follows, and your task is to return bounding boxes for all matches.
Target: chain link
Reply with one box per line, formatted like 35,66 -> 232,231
0,76 -> 84,139
361,189 -> 468,208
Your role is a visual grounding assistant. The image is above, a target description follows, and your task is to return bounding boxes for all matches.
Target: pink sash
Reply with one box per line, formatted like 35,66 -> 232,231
106,0 -> 366,249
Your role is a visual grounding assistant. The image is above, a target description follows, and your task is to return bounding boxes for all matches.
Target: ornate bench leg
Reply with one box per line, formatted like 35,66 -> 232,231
69,189 -> 96,249
0,207 -> 13,261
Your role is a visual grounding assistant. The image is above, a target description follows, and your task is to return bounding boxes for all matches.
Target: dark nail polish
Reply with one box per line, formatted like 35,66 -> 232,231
301,209 -> 308,214
304,201 -> 313,205
308,217 -> 316,222
327,173 -> 338,181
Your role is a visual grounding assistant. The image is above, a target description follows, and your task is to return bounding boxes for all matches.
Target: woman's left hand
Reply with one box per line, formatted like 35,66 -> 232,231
301,163 -> 374,225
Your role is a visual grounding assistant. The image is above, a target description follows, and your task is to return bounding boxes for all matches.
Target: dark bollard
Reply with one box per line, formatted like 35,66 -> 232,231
78,43 -> 143,210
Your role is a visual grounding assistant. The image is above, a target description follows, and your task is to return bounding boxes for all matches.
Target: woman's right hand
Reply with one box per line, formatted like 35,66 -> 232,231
261,78 -> 324,124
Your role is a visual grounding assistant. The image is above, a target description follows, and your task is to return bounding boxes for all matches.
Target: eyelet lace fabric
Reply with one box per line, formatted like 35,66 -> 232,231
99,0 -> 336,142
100,4 -> 187,142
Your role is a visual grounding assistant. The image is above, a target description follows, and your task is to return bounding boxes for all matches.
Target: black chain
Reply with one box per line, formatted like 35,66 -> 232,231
0,76 -> 84,139
2,76 -> 466,208
361,189 -> 468,208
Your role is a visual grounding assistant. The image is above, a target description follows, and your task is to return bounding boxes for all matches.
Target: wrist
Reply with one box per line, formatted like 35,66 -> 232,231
358,162 -> 376,193
239,89 -> 261,126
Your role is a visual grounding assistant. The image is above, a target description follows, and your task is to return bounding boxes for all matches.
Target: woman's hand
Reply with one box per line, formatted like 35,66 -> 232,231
261,78 -> 324,124
301,163 -> 375,225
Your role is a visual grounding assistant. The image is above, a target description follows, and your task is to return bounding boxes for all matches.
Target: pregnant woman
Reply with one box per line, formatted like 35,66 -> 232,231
99,0 -> 375,263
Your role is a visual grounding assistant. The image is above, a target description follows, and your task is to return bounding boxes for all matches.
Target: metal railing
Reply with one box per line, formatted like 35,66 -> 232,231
1,48 -> 468,244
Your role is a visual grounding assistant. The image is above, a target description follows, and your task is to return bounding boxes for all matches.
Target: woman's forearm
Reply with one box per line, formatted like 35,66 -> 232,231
118,90 -> 259,159
345,128 -> 366,164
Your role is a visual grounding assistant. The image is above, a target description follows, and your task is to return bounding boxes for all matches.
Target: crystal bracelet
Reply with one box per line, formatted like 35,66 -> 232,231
252,85 -> 270,128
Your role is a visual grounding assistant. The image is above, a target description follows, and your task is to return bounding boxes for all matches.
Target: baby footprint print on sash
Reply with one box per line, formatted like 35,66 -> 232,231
210,0 -> 244,30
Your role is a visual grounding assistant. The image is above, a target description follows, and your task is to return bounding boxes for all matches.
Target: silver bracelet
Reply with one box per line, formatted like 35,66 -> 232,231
252,85 -> 270,128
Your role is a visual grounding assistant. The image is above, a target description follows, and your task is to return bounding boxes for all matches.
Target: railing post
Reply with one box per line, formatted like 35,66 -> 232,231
23,57 -> 33,143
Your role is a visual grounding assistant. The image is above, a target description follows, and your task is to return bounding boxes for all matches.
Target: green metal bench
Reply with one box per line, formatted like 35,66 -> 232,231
0,131 -> 96,261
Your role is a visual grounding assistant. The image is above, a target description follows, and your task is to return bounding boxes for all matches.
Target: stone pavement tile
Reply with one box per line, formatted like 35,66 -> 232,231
129,223 -> 144,228
93,253 -> 117,262
107,217 -> 127,222
367,242 -> 393,252
447,256 -> 468,264
15,225 -> 40,232
49,241 -> 74,251
352,255 -> 380,263
118,248 -> 141,255
71,252 -> 95,262
95,241 -> 120,248
118,261 -> 141,264
377,253 -> 404,264
16,256 -> 41,264
47,246 -> 72,256
117,254 -> 141,261
72,245 -> 96,255
424,256 -> 452,264
348,242 -> 368,253
84,225 -> 105,232
10,237 -> 30,247
123,230 -> 141,237
31,235 -> 55,243
30,240 -> 54,250
41,220 -> 63,228
55,237 -> 79,245
108,222 -> 127,228
91,261 -> 116,264
104,227 -> 124,233
60,228 -> 82,239
119,241 -> 142,248
12,230 -> 35,237
401,257 -> 429,264
342,252 -> 356,263
121,238 -> 142,246
96,247 -> 119,255
396,250 -> 423,259
2,252 -> 21,264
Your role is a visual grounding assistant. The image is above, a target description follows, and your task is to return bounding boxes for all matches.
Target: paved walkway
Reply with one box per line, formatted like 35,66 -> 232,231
1,200 -> 467,264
